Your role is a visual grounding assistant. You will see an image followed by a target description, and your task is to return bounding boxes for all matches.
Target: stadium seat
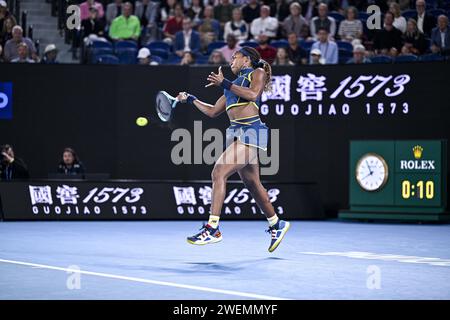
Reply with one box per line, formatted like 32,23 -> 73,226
370,55 -> 393,63
270,40 -> 289,48
90,48 -> 114,64
338,48 -> 353,64
91,40 -> 113,49
116,48 -> 138,64
419,53 -> 445,61
429,9 -> 446,18
148,41 -> 171,52
401,9 -> 417,20
358,12 -> 370,20
151,48 -> 169,60
195,55 -> 210,65
299,40 -> 314,50
329,11 -> 345,24
115,40 -> 138,51
240,41 -> 258,48
394,54 -> 418,63
207,41 -> 226,54
95,54 -> 120,64
151,55 -> 163,64
337,41 -> 353,52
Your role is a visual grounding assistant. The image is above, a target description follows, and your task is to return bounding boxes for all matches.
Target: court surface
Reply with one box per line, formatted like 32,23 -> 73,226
1,220 -> 450,300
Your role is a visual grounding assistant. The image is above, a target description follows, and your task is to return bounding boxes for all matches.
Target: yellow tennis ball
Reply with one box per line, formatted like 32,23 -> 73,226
136,117 -> 148,126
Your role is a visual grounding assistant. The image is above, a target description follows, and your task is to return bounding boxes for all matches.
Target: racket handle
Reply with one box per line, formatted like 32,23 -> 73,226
204,82 -> 214,88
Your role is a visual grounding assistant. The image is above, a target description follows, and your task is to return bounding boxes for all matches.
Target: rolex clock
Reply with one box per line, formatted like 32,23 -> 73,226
355,153 -> 389,191
339,140 -> 448,221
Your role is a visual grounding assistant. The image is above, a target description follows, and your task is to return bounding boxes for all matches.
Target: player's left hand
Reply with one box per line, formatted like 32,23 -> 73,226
207,66 -> 224,86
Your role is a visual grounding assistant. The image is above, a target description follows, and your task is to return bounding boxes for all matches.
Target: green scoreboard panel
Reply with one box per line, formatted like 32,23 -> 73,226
339,140 -> 448,221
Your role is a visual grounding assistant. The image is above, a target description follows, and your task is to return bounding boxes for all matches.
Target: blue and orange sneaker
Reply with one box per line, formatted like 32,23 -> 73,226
187,223 -> 223,245
266,220 -> 290,252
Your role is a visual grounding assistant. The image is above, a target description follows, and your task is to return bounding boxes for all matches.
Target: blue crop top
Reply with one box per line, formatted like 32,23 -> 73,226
224,68 -> 262,111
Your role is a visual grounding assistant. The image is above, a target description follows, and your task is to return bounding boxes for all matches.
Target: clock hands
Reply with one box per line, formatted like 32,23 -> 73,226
365,160 -> 373,174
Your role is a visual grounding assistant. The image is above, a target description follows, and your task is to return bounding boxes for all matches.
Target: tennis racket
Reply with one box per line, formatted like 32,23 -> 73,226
156,90 -> 179,122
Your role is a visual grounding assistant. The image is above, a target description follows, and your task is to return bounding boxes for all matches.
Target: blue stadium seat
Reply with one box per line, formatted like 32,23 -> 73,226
95,54 -> 119,64
394,54 -> 418,63
401,9 -> 417,20
240,41 -> 258,48
358,12 -> 370,20
114,40 -> 138,51
429,9 -> 446,18
148,41 -> 171,52
165,54 -> 182,65
151,48 -> 169,60
196,55 -> 210,65
419,53 -> 445,61
150,55 -> 163,64
270,40 -> 289,48
370,55 -> 393,63
329,11 -> 345,23
299,40 -> 314,50
90,47 -> 114,63
207,41 -> 226,54
91,40 -> 113,49
338,48 -> 353,64
337,41 -> 353,52
116,48 -> 138,64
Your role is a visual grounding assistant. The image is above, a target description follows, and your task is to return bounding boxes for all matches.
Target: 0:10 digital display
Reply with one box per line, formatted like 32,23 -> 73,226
401,180 -> 434,199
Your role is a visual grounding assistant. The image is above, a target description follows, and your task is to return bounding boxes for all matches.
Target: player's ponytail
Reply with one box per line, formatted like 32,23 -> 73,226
240,47 -> 273,93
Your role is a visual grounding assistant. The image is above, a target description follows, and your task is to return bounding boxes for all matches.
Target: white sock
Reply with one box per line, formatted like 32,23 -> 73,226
208,215 -> 220,229
267,215 -> 279,227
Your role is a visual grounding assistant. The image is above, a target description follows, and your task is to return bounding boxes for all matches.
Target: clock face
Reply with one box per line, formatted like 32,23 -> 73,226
356,153 -> 389,191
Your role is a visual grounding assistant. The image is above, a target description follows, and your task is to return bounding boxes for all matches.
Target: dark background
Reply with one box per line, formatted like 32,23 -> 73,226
1,62 -> 449,215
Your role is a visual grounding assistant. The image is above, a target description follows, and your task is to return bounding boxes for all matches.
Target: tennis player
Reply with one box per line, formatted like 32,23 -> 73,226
177,47 -> 290,252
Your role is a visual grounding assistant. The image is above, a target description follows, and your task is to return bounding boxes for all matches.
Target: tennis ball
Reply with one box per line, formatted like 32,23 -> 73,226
136,117 -> 148,126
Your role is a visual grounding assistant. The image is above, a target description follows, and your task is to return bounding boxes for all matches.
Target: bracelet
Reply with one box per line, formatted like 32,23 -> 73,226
220,78 -> 232,90
187,94 -> 197,104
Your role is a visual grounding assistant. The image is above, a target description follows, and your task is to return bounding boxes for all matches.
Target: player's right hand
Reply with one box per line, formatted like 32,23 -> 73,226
177,92 -> 188,103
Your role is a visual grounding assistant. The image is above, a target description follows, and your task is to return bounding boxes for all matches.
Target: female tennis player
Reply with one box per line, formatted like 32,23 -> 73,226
177,47 -> 290,252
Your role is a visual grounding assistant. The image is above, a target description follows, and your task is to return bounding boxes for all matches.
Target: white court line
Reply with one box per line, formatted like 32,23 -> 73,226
299,251 -> 450,267
0,258 -> 289,300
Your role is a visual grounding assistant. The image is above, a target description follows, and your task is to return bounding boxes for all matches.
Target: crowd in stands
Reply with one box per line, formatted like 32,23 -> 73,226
0,0 -> 449,65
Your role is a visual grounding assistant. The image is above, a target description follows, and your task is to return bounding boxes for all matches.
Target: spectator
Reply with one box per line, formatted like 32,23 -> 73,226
223,7 -> 249,42
389,2 -> 407,34
41,44 -> 59,64
272,47 -> 294,65
160,0 -> 178,23
242,0 -> 261,25
79,0 -> 105,21
208,49 -> 227,65
0,144 -> 30,180
197,5 -> 220,51
109,2 -> 141,41
219,34 -> 241,62
135,0 -> 160,43
4,25 -> 37,62
180,50 -> 196,65
286,31 -> 308,65
414,0 -> 436,37
250,5 -> 279,40
255,34 -> 277,64
214,0 -> 234,29
282,2 -> 308,38
303,0 -> 319,21
338,6 -> 363,42
174,17 -> 201,57
82,7 -> 106,39
310,3 -> 336,40
163,3 -> 185,44
186,0 -> 204,26
137,47 -> 159,65
1,16 -> 16,48
270,0 -> 290,22
106,0 -> 123,26
10,42 -> 35,63
401,18 -> 427,55
309,48 -> 323,65
310,27 -> 338,64
57,148 -> 85,176
346,44 -> 371,64
373,12 -> 403,56
431,15 -> 450,55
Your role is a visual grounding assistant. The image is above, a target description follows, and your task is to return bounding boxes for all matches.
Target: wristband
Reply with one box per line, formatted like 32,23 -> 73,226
220,78 -> 233,90
187,94 -> 197,104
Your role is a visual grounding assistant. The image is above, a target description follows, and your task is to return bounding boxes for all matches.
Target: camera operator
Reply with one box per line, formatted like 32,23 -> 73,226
0,144 -> 30,180
57,147 -> 85,176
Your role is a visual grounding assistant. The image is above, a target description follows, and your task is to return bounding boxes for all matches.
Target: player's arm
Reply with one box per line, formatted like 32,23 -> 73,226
177,93 -> 226,118
207,67 -> 264,102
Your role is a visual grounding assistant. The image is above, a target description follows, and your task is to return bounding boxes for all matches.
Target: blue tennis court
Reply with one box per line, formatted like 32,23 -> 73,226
1,220 -> 450,300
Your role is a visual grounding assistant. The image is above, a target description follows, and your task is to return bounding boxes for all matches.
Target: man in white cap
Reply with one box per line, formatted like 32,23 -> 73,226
42,44 -> 59,64
347,44 -> 371,64
137,47 -> 158,65
309,48 -> 323,65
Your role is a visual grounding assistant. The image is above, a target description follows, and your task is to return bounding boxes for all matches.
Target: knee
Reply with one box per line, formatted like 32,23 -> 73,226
211,165 -> 228,183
